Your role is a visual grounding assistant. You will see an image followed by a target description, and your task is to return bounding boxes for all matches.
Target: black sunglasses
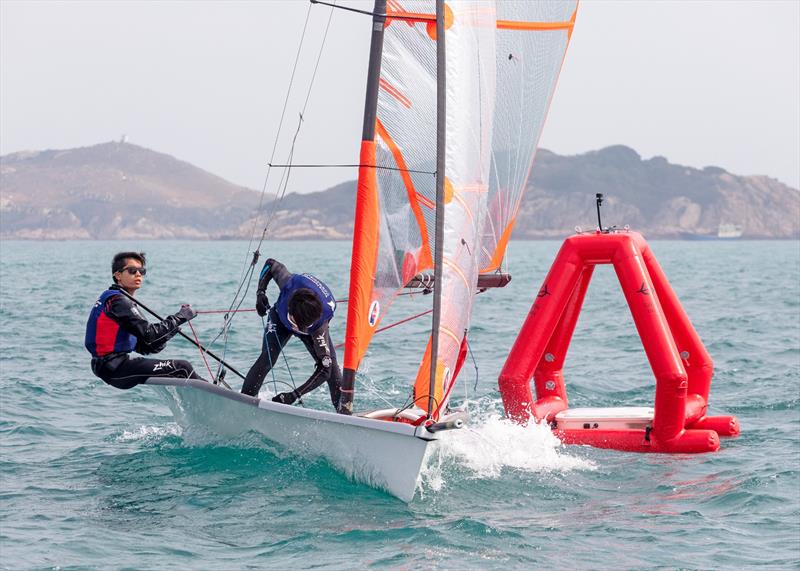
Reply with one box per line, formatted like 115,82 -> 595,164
120,266 -> 147,276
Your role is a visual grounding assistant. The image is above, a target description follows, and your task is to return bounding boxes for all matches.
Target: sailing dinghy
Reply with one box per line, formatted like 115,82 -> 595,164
145,0 -> 577,501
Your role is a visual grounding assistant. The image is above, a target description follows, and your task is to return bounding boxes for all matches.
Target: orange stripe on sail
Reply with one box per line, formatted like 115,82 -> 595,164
480,215 -> 516,273
343,141 -> 381,372
384,1 -> 454,41
443,257 -> 471,292
412,338 -> 444,414
385,0 -> 435,25
452,191 -> 474,225
375,118 -> 434,270
496,19 -> 574,32
417,193 -> 435,210
412,326 -> 463,420
450,182 -> 487,224
568,6 -> 578,41
438,325 -> 462,346
379,78 -> 412,109
387,10 -> 435,23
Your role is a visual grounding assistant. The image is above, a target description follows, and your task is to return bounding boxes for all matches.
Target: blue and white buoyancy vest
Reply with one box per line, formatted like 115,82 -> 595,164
274,274 -> 336,334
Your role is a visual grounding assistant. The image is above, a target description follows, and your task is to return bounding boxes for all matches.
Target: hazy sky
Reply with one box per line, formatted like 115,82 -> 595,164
2,0 -> 798,194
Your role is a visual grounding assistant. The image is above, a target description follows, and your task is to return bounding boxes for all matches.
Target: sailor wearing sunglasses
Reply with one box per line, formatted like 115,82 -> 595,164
85,251 -> 200,389
241,258 -> 346,414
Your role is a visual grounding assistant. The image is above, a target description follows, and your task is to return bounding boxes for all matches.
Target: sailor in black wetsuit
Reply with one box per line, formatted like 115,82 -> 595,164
85,251 -> 200,389
242,258 -> 346,414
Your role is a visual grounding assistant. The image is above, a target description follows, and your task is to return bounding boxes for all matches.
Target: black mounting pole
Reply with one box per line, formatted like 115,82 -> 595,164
116,289 -> 237,388
596,193 -> 604,232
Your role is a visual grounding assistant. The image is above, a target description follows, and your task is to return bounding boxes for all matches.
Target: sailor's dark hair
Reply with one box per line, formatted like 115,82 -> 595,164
287,288 -> 323,331
111,251 -> 146,283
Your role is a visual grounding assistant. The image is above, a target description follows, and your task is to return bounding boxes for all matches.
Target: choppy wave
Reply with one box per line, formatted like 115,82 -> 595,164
2,240 -> 798,569
114,423 -> 183,443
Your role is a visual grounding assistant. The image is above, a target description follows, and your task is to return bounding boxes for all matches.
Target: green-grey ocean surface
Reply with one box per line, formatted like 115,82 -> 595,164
1,240 -> 798,570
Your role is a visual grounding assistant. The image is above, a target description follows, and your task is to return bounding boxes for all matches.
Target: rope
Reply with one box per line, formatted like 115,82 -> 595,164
335,289 -> 432,304
237,3 -> 314,276
252,0 -> 336,252
258,316 -> 278,396
187,320 -> 215,382
256,314 -> 304,407
267,162 -> 436,175
334,309 -> 432,349
467,335 -> 479,392
196,308 -> 257,315
281,347 -> 304,407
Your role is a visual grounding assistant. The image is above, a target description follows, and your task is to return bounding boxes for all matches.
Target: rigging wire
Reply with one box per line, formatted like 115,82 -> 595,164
212,2 -> 317,349
267,163 -> 436,176
209,1 -> 337,382
259,314 -> 305,406
237,3 -> 315,281
281,348 -> 304,407
309,0 -> 435,22
333,309 -> 432,350
253,0 -> 336,252
466,334 -> 479,392
188,320 -> 216,381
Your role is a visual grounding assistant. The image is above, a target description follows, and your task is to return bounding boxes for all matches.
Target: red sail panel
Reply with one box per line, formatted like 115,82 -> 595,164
344,141 -> 381,371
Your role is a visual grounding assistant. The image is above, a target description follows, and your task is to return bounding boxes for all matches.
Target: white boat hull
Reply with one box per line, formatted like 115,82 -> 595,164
145,378 -> 436,502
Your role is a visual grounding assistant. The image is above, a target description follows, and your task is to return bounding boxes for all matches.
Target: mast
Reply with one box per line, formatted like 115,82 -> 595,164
360,0 -> 387,142
340,0 -> 387,413
427,0 -> 446,418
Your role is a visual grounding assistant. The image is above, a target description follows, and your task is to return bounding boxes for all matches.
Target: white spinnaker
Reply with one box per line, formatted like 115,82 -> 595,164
414,0 -> 497,412
479,0 -> 577,272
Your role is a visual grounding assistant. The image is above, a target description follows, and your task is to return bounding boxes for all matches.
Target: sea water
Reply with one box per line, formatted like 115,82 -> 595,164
1,240 -> 798,569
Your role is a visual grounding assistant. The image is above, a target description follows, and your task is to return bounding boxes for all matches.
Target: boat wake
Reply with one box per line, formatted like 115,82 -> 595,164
114,422 -> 182,444
419,404 -> 596,493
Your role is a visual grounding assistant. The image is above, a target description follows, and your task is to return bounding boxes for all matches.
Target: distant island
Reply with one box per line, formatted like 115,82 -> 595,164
1,141 -> 797,239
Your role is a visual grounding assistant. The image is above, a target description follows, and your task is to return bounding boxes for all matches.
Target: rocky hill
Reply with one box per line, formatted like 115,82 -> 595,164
521,146 -> 798,239
0,142 -> 258,239
1,141 -> 797,239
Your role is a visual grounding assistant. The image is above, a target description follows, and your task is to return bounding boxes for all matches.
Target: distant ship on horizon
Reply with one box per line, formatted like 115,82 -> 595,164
717,223 -> 744,239
680,222 -> 744,240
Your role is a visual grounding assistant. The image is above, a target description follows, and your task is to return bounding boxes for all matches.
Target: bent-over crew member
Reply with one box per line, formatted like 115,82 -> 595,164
85,251 -> 200,389
241,258 -> 346,414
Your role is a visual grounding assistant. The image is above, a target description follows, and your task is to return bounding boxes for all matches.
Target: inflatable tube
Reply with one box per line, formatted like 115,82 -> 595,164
499,230 -> 739,454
